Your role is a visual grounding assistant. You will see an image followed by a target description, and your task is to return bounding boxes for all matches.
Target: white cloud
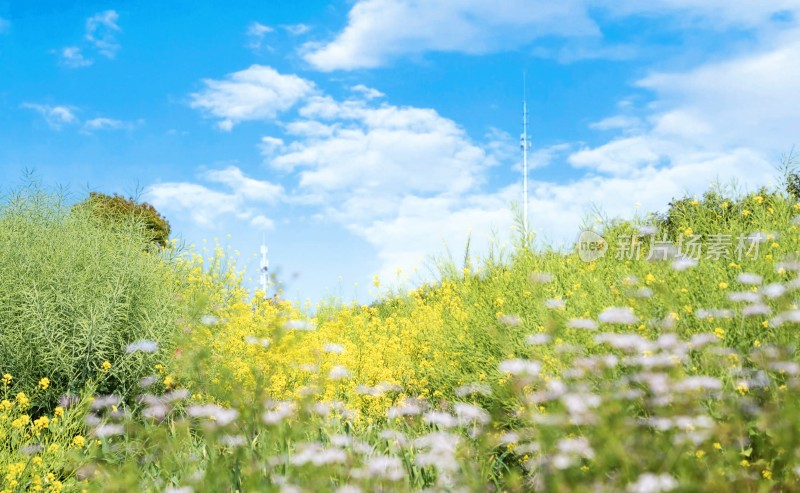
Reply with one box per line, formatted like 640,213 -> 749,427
247,22 -> 274,51
21,103 -> 78,129
190,65 -> 316,130
145,166 -> 281,229
203,166 -> 284,203
59,46 -> 93,68
264,95 -> 494,209
82,117 -> 130,131
596,1 -> 800,30
303,0 -> 598,71
350,84 -> 384,100
303,0 -> 800,71
85,10 -> 121,58
283,23 -> 311,36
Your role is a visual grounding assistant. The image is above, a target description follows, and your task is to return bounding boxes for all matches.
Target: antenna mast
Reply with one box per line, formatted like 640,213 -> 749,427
259,233 -> 269,300
521,72 -> 531,236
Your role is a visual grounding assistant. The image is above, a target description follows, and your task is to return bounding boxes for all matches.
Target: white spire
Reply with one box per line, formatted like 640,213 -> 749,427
259,233 -> 269,300
521,72 -> 531,236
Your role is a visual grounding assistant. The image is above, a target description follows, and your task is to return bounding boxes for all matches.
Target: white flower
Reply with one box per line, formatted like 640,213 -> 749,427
361,456 -> 405,481
498,314 -> 522,326
499,359 -> 541,376
673,376 -> 722,392
762,283 -> 787,299
455,383 -> 492,397
453,403 -> 490,425
219,435 -> 247,447
627,473 -> 678,493
737,273 -> 763,285
262,401 -> 295,424
245,336 -> 271,347
125,340 -> 159,354
186,404 -> 239,426
594,333 -> 648,351
695,308 -> 733,320
285,320 -> 316,331
424,411 -> 457,428
598,306 -> 637,324
139,375 -> 159,388
771,310 -> 800,327
728,291 -> 762,303
329,365 -> 351,380
529,272 -> 553,283
93,423 -> 125,438
91,394 -> 121,411
323,343 -> 345,354
526,333 -> 551,345
672,257 -> 697,271
387,400 -> 423,418
742,304 -> 771,316
566,318 -> 598,330
290,443 -> 347,466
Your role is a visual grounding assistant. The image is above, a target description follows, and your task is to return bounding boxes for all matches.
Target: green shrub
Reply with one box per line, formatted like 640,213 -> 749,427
74,192 -> 171,249
0,186 -> 180,413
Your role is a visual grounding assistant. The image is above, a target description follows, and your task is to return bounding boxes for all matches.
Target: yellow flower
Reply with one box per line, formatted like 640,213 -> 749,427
38,377 -> 50,390
713,443 -> 722,450
163,374 -> 175,388
695,450 -> 705,459
737,382 -> 749,395
754,340 -> 761,348
691,199 -> 699,206
742,209 -> 751,217
372,275 -> 380,288
101,361 -> 111,372
762,469 -> 772,480
2,373 -> 12,385
33,416 -> 49,429
16,392 -> 30,409
54,406 -> 64,418
794,203 -> 800,211
762,320 -> 769,328
72,435 -> 86,448
684,305 -> 693,313
719,282 -> 728,289
11,415 -> 30,428
740,460 -> 750,467
754,195 -> 764,204
645,273 -> 656,284
684,227 -> 693,236
722,201 -> 729,209
714,327 -> 725,339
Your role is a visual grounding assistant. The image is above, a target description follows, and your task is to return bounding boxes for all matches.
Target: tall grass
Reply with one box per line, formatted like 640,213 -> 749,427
0,184 -> 181,411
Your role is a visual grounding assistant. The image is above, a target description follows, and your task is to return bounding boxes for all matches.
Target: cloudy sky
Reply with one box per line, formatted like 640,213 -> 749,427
1,1 -> 799,303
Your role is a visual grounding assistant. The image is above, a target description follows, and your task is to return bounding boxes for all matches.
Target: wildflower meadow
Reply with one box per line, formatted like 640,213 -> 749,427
3,175 -> 800,493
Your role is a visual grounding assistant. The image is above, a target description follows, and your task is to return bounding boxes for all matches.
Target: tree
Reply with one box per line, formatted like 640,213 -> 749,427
75,192 -> 171,248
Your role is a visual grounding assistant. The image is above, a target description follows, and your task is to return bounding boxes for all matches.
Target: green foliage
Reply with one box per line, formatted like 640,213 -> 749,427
76,192 -> 171,248
0,185 -> 181,413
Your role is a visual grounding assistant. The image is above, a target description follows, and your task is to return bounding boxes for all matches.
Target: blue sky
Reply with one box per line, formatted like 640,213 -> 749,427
1,1 -> 799,304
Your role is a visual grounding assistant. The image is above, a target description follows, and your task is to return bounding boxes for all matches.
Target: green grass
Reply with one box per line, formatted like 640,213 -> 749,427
0,184 -> 181,412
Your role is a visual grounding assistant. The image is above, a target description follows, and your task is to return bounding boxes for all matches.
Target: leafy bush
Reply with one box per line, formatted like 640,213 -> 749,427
74,192 -> 171,248
0,186 -> 181,412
